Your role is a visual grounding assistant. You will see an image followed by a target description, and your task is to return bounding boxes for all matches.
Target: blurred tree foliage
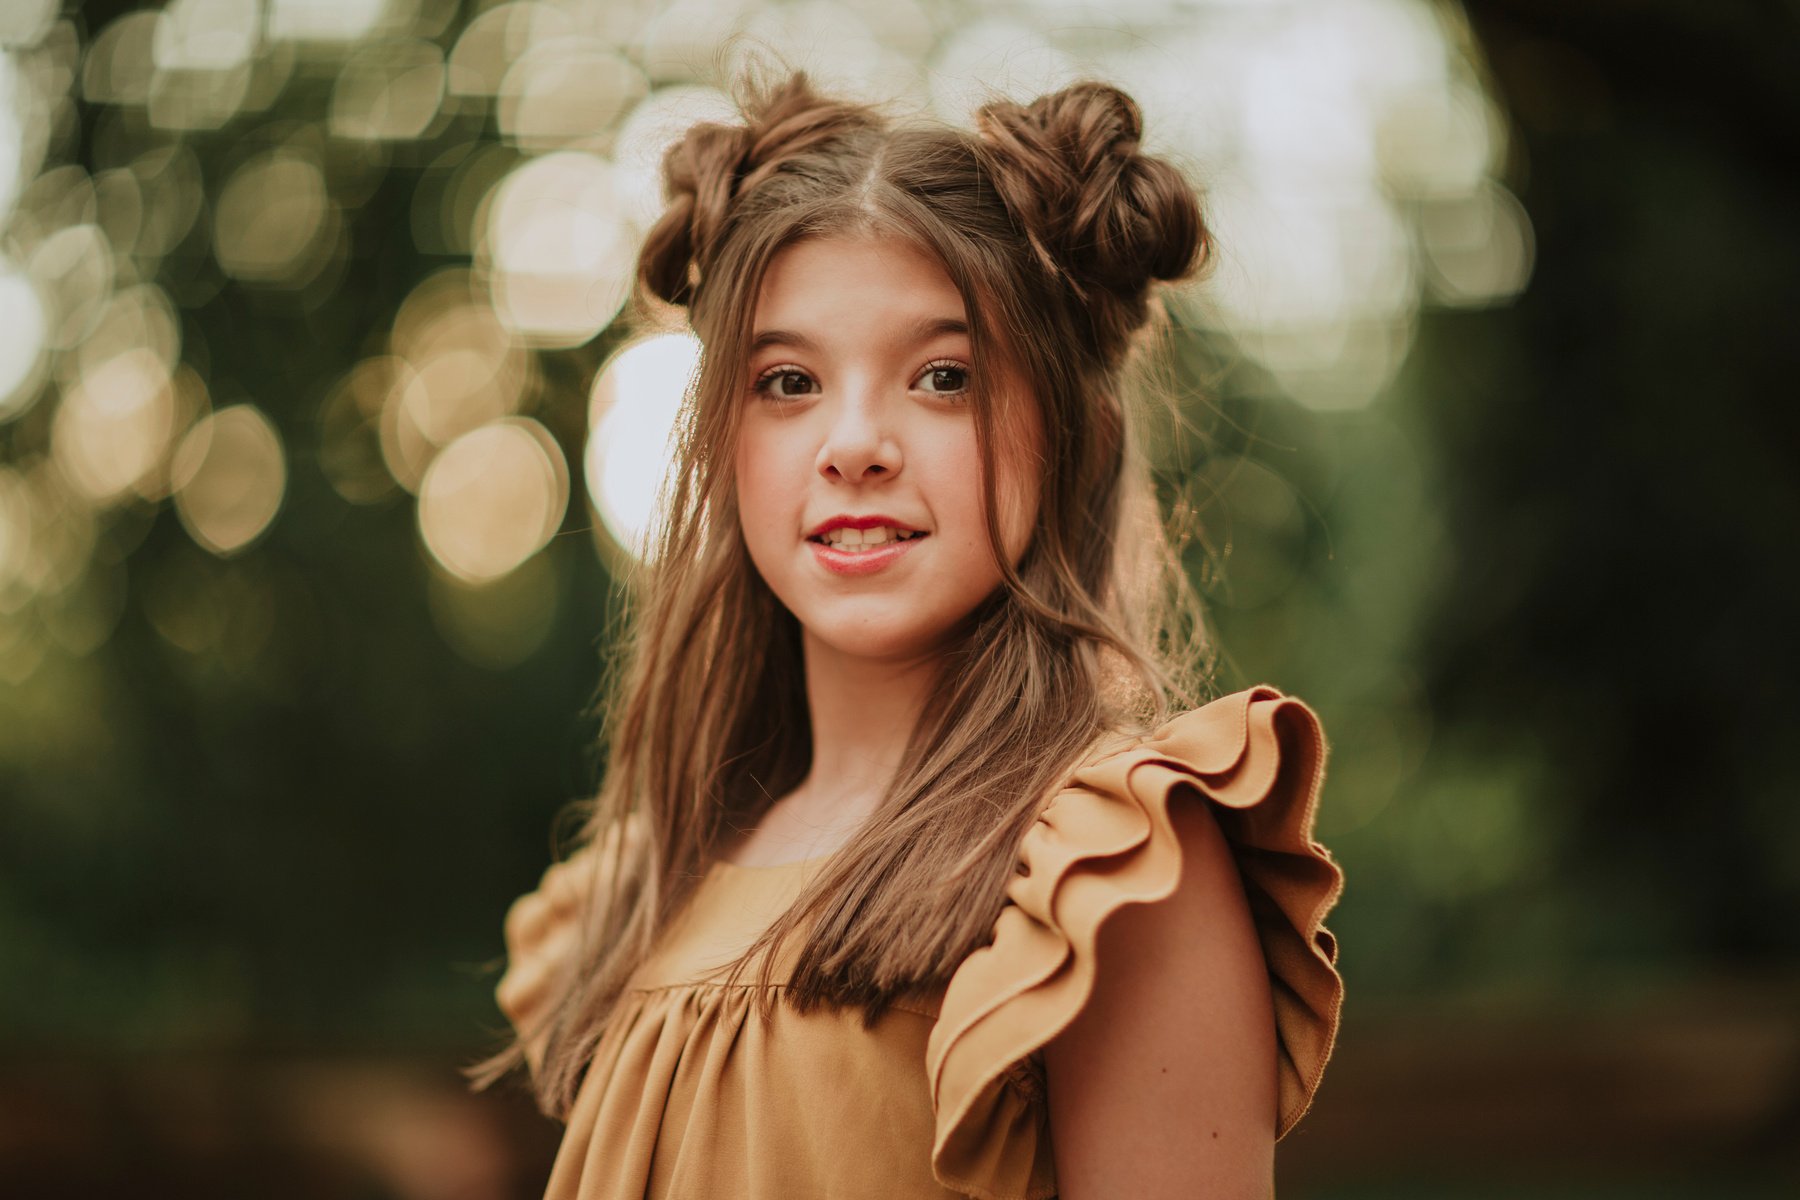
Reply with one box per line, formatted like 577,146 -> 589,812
1206,0 -> 1800,1001
1415,0 -> 1800,979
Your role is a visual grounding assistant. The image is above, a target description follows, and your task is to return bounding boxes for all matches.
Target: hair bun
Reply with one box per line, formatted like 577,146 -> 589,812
639,120 -> 752,307
975,82 -> 1206,306
638,74 -> 879,308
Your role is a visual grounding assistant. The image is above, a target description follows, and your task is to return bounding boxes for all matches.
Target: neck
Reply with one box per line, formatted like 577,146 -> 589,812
795,630 -> 939,823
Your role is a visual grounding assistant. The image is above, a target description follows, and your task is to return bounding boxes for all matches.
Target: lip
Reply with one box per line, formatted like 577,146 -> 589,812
804,513 -> 923,539
804,514 -> 929,576
809,536 -> 923,576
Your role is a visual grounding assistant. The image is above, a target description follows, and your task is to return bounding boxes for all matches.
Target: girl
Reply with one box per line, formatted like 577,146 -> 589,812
477,72 -> 1345,1199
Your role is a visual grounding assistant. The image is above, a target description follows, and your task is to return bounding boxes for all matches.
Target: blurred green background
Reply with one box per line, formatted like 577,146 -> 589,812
1,0 -> 1795,1196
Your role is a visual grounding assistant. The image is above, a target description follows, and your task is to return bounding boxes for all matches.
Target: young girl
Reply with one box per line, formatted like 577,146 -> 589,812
477,72 -> 1345,1199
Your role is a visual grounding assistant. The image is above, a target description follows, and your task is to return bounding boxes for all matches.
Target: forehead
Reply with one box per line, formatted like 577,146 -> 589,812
752,234 -> 966,331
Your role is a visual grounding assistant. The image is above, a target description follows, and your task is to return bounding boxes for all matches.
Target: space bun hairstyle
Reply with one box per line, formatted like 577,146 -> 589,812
974,82 -> 1208,368
637,82 -> 882,309
636,76 -> 1207,368
494,72 -> 1215,1118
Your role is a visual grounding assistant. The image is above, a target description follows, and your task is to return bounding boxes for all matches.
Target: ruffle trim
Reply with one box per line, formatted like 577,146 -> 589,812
925,686 -> 1346,1200
497,814 -> 643,1077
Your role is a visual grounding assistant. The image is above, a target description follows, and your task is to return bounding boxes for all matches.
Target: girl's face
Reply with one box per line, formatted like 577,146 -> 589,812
734,234 -> 1043,666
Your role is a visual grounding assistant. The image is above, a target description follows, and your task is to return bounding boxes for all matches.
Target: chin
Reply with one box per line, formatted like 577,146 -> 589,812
801,605 -> 963,665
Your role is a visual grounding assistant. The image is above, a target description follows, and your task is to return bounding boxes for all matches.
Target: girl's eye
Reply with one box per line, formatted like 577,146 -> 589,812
916,362 -> 970,397
753,368 -> 817,399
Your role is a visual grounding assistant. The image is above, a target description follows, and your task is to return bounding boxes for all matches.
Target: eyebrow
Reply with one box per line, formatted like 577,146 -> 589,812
748,316 -> 970,356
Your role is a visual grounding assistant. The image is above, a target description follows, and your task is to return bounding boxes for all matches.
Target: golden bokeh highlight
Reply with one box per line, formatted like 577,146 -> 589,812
213,151 -> 334,284
330,38 -> 447,141
369,267 -> 539,498
417,417 -> 568,584
91,167 -> 143,255
151,0 -> 260,74
481,151 -> 634,346
0,261 -> 48,420
390,269 -> 533,444
585,332 -> 698,556
0,0 -> 1539,657
50,347 -> 178,505
375,354 -> 433,494
498,40 -> 646,151
30,223 -> 113,349
80,12 -> 160,107
0,0 -> 59,51
1420,181 -> 1536,305
10,165 -> 96,247
74,283 -> 182,384
147,59 -> 253,132
446,3 -> 536,97
267,0 -> 393,44
171,404 -> 287,556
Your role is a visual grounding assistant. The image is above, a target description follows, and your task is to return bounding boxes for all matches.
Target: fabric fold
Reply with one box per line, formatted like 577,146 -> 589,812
925,686 -> 1346,1200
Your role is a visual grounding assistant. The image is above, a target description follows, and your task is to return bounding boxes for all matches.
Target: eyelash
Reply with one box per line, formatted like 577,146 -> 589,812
750,360 -> 973,400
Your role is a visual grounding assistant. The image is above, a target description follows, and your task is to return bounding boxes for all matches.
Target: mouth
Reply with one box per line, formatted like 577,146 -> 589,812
804,517 -> 928,576
805,525 -> 929,553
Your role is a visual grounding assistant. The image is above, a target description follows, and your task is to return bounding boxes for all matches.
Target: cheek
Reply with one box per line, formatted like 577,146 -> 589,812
733,434 -> 788,554
927,430 -> 989,536
930,425 -> 1038,568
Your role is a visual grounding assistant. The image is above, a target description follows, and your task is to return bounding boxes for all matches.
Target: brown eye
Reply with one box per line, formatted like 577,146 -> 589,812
917,364 -> 969,396
756,369 -> 817,398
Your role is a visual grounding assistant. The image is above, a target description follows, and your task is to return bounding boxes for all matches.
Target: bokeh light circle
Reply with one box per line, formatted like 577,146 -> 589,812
171,404 -> 286,556
0,264 -> 48,421
213,151 -> 332,284
418,417 -> 568,583
330,38 -> 447,141
483,151 -> 635,347
30,223 -> 114,350
50,347 -> 177,505
152,0 -> 259,73
498,39 -> 647,150
585,332 -> 699,557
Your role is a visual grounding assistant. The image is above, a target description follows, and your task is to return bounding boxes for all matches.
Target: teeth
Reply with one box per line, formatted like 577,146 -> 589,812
819,526 -> 922,550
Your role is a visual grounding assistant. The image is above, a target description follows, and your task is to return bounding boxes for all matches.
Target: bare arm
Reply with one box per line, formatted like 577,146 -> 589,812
1042,792 -> 1278,1199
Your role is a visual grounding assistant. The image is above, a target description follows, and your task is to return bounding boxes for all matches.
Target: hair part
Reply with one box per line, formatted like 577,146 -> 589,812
470,71 -> 1215,1117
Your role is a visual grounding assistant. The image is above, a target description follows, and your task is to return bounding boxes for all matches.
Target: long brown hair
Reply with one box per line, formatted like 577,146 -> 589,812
474,71 -> 1214,1118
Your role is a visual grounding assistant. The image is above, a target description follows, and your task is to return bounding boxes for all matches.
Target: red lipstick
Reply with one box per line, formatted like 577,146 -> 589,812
805,514 -> 928,576
805,514 -> 923,539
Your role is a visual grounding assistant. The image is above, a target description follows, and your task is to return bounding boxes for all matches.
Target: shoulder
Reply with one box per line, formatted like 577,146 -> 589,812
923,686 -> 1345,1199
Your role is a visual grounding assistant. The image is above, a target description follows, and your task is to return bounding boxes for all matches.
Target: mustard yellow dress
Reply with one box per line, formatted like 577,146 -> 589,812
498,686 -> 1346,1199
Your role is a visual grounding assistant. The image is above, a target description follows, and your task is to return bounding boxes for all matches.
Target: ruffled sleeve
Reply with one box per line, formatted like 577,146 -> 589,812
496,814 -> 642,1077
925,686 -> 1345,1199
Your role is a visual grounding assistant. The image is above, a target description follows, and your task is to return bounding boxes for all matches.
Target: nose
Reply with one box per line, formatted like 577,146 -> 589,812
816,382 -> 902,484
